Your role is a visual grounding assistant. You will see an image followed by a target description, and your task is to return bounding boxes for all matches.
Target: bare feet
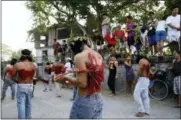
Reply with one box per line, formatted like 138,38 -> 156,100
135,112 -> 145,117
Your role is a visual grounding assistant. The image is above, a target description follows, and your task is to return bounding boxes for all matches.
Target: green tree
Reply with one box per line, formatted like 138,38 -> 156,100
26,0 -> 146,40
1,44 -> 13,61
11,50 -> 21,60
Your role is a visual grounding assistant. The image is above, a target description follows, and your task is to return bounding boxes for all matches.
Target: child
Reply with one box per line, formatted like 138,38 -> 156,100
126,15 -> 136,50
147,21 -> 157,55
124,53 -> 135,95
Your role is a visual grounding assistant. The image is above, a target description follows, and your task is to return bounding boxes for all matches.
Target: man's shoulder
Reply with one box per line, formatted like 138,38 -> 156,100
167,15 -> 172,19
74,53 -> 82,60
177,14 -> 181,18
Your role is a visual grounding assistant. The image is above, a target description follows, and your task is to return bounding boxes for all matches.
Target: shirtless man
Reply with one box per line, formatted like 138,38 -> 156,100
134,58 -> 151,117
1,58 -> 17,101
55,37 -> 104,119
52,59 -> 65,97
14,49 -> 37,119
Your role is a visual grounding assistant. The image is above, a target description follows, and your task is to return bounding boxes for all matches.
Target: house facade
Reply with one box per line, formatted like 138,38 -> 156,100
35,27 -> 71,64
34,25 -> 83,77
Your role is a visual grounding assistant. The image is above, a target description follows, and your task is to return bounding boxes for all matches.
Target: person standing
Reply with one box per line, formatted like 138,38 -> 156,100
166,6 -> 180,54
147,20 -> 157,55
126,15 -> 136,50
155,18 -> 166,56
124,54 -> 135,95
140,25 -> 148,49
107,56 -> 118,96
170,50 -> 181,108
133,58 -> 151,117
32,62 -> 38,98
102,13 -> 111,39
52,59 -> 66,97
113,25 -> 126,49
53,38 -> 62,59
14,49 -> 37,119
43,62 -> 53,92
1,58 -> 17,101
55,37 -> 104,119
61,40 -> 68,63
92,30 -> 104,56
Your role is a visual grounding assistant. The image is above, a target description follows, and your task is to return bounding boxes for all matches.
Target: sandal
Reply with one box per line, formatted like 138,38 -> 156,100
135,112 -> 145,117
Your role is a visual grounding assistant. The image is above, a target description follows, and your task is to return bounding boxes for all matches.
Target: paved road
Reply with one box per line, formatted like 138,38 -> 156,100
1,82 -> 180,119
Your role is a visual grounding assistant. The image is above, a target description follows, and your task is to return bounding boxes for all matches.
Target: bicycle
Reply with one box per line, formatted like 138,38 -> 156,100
149,64 -> 175,101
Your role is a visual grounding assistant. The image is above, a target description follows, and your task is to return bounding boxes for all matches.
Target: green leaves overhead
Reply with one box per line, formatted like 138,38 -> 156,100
26,0 -> 177,42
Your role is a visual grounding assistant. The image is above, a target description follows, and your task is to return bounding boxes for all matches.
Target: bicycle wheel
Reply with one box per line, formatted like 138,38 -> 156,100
149,80 -> 168,101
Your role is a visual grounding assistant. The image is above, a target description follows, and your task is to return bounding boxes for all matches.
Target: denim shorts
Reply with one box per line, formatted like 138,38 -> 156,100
156,31 -> 166,41
69,93 -> 103,119
148,35 -> 156,46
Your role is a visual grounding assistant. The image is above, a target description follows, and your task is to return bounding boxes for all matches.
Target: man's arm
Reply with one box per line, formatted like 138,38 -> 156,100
166,17 -> 180,30
65,54 -> 88,88
3,68 -> 7,81
14,63 -> 19,82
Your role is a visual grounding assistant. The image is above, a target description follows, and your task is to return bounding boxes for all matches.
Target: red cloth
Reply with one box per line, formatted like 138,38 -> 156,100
112,30 -> 126,41
6,67 -> 16,79
104,33 -> 116,46
53,64 -> 65,75
86,53 -> 104,95
44,66 -> 52,74
17,69 -> 35,81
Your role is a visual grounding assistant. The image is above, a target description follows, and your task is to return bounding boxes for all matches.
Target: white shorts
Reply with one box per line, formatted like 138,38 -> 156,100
167,31 -> 180,43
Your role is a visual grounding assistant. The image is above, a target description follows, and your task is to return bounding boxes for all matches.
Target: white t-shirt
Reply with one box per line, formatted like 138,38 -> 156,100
156,20 -> 166,31
65,62 -> 72,74
102,17 -> 110,26
166,15 -> 180,42
130,45 -> 136,55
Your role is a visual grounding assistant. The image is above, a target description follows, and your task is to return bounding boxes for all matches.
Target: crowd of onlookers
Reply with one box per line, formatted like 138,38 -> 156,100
93,6 -> 180,57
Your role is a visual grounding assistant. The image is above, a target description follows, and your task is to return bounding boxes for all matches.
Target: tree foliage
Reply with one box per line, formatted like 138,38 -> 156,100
26,0 -> 180,42
1,44 -> 13,55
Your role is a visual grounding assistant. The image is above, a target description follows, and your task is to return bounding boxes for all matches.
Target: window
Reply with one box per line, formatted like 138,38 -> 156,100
42,50 -> 48,57
40,36 -> 46,41
57,28 -> 70,39
40,44 -> 45,47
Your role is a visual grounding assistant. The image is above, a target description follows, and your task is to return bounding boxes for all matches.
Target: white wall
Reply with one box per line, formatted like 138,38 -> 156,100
36,48 -> 55,63
48,28 -> 56,46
